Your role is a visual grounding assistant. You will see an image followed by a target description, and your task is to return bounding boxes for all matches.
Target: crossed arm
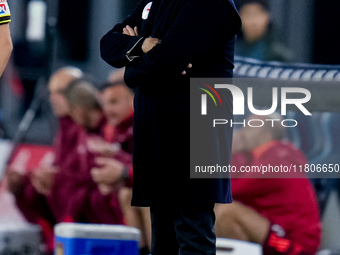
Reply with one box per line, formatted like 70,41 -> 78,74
100,0 -> 236,87
122,25 -> 191,75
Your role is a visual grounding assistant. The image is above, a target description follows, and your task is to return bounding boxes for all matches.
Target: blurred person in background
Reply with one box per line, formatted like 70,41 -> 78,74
6,67 -> 83,254
235,0 -> 293,62
89,69 -> 151,254
215,114 -> 321,255
0,0 -> 12,76
62,79 -> 125,224
41,67 -> 84,224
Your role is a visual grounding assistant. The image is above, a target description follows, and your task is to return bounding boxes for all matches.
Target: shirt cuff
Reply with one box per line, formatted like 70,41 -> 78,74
0,15 -> 11,24
126,37 -> 145,62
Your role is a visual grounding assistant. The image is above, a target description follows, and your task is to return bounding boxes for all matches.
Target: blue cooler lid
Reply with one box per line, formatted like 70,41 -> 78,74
54,223 -> 140,242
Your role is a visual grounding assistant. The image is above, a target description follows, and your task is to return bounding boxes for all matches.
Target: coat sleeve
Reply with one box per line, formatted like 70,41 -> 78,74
100,0 -> 148,68
124,0 -> 241,87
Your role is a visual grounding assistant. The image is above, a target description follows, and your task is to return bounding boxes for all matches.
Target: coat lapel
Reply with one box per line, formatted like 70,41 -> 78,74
227,0 -> 239,13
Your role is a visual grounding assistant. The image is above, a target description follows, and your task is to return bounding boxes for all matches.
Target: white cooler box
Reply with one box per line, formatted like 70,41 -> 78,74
216,238 -> 262,255
0,224 -> 42,255
54,223 -> 140,255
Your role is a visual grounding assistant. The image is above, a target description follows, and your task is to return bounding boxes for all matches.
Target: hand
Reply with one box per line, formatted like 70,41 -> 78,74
142,37 -> 161,53
123,25 -> 189,74
6,169 -> 25,195
31,166 -> 57,196
97,183 -> 115,196
122,25 -> 190,74
87,137 -> 120,157
123,25 -> 139,36
181,63 -> 193,75
91,157 -> 125,186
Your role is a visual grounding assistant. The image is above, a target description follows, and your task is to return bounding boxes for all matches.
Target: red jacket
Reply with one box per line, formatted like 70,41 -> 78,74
14,116 -> 124,225
231,141 -> 321,254
13,116 -> 81,253
104,113 -> 134,187
57,117 -> 123,224
13,116 -> 81,223
48,116 -> 85,222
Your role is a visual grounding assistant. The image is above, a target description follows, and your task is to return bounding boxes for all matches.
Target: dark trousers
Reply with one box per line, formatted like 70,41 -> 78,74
150,203 -> 216,255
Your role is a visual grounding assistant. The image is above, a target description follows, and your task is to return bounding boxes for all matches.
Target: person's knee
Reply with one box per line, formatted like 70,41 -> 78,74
215,201 -> 269,243
215,202 -> 242,223
215,203 -> 244,238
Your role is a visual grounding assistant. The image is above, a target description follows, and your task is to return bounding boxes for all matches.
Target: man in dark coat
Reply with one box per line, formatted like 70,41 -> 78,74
100,0 -> 241,253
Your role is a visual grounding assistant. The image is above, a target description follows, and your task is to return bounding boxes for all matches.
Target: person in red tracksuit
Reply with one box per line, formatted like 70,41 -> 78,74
215,114 -> 321,255
6,67 -> 83,254
62,78 -> 127,224
89,75 -> 152,254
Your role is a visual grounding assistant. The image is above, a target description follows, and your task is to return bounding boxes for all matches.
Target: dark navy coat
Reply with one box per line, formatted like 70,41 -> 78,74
101,0 -> 241,206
